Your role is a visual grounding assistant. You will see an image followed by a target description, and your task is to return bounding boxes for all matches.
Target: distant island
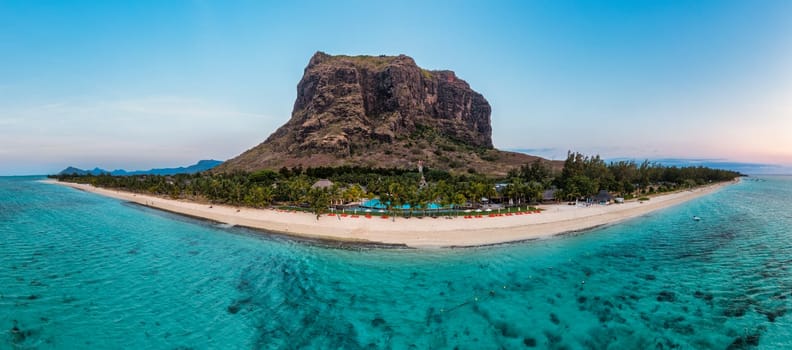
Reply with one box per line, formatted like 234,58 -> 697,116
59,159 -> 222,176
51,53 -> 741,247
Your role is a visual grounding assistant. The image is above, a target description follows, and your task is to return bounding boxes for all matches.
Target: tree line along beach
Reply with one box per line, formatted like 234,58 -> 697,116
49,157 -> 740,248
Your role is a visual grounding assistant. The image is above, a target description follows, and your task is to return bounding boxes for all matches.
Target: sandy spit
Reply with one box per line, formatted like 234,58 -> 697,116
46,179 -> 737,248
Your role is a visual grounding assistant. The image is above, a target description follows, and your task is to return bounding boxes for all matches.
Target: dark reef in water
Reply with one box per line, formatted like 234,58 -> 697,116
523,337 -> 537,347
370,317 -> 386,327
9,320 -> 40,346
656,291 -> 676,302
727,333 -> 760,349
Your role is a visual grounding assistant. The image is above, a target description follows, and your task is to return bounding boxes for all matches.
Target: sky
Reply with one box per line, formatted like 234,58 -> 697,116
1,0 -> 791,175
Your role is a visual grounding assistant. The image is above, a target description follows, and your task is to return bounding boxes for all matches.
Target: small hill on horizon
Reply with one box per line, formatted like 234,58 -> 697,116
215,52 -> 556,176
58,160 -> 222,176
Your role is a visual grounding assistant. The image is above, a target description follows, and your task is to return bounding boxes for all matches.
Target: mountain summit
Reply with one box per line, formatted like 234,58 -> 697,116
216,52 -> 544,175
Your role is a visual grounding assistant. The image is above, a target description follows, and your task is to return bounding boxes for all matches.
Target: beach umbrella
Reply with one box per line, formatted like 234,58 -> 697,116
475,209 -> 482,213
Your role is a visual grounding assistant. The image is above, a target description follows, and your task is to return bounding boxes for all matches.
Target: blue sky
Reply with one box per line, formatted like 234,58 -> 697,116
1,0 -> 791,175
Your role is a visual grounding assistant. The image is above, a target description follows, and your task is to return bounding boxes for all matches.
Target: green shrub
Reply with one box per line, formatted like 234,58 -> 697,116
439,144 -> 455,152
421,69 -> 433,80
480,153 -> 499,162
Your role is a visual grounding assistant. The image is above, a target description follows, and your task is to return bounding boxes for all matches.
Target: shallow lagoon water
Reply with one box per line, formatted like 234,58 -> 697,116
1,176 -> 791,348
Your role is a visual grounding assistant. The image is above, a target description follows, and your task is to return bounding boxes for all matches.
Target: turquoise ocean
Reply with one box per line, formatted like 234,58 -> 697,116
1,176 -> 791,349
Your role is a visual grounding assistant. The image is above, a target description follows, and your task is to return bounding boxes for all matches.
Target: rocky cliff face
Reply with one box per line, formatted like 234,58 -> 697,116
217,52 -> 543,175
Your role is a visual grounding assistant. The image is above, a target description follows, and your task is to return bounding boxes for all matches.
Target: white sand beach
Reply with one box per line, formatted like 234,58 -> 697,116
47,179 -> 736,248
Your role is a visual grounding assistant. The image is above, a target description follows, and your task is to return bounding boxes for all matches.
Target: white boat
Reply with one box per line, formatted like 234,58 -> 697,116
693,216 -> 701,221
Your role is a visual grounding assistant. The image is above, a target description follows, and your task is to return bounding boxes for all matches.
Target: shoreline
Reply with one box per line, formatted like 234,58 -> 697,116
46,179 -> 737,248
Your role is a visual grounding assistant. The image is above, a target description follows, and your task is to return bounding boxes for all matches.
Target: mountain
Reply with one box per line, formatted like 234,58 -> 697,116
58,166 -> 103,176
215,52 -> 551,176
58,160 -> 222,176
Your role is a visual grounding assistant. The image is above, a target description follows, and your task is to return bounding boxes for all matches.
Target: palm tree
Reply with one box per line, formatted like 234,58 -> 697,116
527,182 -> 544,205
469,181 -> 490,208
402,183 -> 419,218
435,180 -> 453,216
328,184 -> 342,207
505,179 -> 523,207
416,184 -> 434,217
244,185 -> 273,208
452,193 -> 466,216
343,184 -> 365,204
304,187 -> 330,219
286,176 -> 310,206
388,181 -> 405,218
376,184 -> 394,217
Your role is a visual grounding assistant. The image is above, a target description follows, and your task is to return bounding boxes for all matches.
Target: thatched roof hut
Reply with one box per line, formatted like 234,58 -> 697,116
311,179 -> 334,189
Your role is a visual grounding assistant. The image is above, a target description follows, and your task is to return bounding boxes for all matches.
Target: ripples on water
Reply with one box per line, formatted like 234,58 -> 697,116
1,177 -> 791,349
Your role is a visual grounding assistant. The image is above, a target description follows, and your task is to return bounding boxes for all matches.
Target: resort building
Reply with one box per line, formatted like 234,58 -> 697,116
542,189 -> 558,203
594,190 -> 613,204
